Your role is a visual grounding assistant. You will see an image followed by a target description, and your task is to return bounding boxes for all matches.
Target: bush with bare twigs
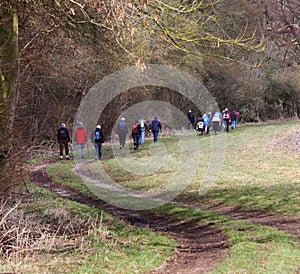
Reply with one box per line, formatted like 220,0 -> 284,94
0,200 -> 106,264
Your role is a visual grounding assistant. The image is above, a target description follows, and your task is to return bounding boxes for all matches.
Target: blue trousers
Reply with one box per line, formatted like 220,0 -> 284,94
139,130 -> 145,145
231,120 -> 236,129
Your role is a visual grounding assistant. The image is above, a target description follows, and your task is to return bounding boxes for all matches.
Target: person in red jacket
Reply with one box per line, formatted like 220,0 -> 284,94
222,108 -> 231,132
74,122 -> 88,158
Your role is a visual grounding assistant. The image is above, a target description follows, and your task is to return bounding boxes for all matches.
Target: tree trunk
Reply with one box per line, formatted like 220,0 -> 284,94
0,0 -> 19,196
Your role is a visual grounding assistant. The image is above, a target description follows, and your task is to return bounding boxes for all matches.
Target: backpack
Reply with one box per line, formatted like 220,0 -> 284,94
59,128 -> 66,140
95,130 -> 101,141
212,113 -> 221,122
119,121 -> 126,131
196,121 -> 204,129
132,124 -> 138,135
223,112 -> 229,119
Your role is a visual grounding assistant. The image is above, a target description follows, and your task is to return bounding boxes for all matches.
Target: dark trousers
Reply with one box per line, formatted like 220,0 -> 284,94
212,121 -> 220,134
224,119 -> 230,132
132,134 -> 140,149
59,140 -> 69,156
94,142 -> 102,159
153,130 -> 159,142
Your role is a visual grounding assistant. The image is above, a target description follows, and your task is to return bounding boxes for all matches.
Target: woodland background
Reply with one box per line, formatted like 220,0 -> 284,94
0,0 -> 300,195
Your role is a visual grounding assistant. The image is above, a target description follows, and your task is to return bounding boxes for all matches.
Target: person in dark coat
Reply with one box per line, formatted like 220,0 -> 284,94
196,116 -> 205,135
231,110 -> 237,130
150,117 -> 162,143
57,123 -> 71,160
222,108 -> 231,132
187,110 -> 195,130
93,124 -> 105,160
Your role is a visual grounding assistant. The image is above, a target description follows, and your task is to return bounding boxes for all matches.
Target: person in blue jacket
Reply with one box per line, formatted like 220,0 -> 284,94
202,113 -> 210,134
150,117 -> 162,143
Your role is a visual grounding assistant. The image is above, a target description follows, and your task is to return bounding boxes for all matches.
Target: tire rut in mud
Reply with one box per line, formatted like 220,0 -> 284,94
201,204 -> 300,240
29,161 -> 300,273
29,167 -> 229,274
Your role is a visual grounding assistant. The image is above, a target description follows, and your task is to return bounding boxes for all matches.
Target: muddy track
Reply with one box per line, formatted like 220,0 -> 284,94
207,205 -> 300,239
29,164 -> 229,274
29,160 -> 300,273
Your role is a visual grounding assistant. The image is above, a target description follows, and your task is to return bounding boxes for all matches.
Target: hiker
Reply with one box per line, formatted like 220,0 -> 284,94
202,113 -> 210,134
93,124 -> 104,160
138,115 -> 147,145
150,117 -> 162,143
131,121 -> 142,150
196,116 -> 204,135
222,108 -> 231,132
74,122 -> 88,158
187,110 -> 195,130
211,111 -> 222,134
234,109 -> 240,126
117,117 -> 128,149
230,110 -> 237,130
57,123 -> 71,160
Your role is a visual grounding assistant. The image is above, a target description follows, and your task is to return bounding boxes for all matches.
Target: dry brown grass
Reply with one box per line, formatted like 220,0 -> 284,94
0,199 -> 105,266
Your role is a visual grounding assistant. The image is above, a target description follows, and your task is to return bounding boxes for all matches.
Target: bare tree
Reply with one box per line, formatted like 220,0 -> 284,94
47,0 -> 265,66
0,0 -> 21,195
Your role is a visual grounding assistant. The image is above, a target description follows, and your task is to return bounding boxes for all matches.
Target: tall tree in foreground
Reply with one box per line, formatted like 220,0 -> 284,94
0,0 -> 20,195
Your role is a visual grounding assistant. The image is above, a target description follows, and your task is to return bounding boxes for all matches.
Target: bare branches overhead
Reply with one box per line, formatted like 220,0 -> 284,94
48,0 -> 265,66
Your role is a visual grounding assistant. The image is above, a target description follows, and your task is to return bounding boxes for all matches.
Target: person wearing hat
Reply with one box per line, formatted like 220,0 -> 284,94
93,124 -> 105,160
74,122 -> 88,158
117,117 -> 128,149
57,123 -> 71,160
138,115 -> 147,145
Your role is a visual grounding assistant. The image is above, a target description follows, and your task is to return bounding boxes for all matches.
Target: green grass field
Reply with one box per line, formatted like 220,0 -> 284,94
98,121 -> 300,216
2,121 -> 300,273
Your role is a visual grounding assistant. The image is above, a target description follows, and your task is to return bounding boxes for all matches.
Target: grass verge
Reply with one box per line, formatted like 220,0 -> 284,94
0,184 -> 175,273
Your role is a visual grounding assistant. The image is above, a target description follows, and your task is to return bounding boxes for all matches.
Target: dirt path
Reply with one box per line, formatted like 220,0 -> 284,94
30,164 -> 229,274
208,205 -> 300,239
29,161 -> 300,273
